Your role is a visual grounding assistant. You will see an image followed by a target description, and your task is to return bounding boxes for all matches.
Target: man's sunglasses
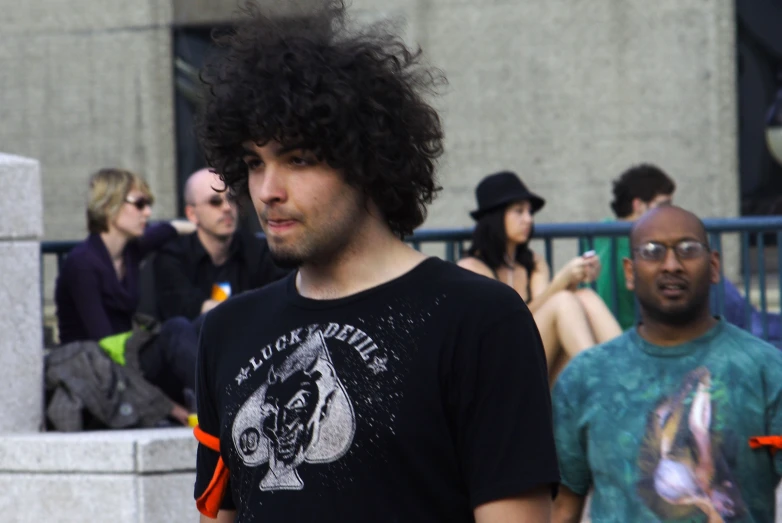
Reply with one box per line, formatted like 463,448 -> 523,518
204,195 -> 230,207
632,240 -> 709,262
125,197 -> 153,210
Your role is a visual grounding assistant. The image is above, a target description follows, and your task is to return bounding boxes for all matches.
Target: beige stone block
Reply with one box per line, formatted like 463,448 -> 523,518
778,482 -> 782,522
0,241 -> 43,433
0,154 -> 43,239
0,473 -> 138,523
0,428 -> 198,523
0,427 -> 197,473
0,432 -> 136,473
139,473 -> 199,523
136,428 -> 198,473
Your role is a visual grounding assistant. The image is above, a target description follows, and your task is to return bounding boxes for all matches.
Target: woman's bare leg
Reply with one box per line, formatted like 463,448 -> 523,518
533,290 -> 596,380
574,288 -> 623,343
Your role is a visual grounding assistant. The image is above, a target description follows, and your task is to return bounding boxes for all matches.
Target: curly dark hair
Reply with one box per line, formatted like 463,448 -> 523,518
610,163 -> 676,218
196,1 -> 446,237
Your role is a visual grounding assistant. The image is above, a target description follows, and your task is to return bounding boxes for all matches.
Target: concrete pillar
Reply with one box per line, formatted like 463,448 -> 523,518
0,153 -> 44,433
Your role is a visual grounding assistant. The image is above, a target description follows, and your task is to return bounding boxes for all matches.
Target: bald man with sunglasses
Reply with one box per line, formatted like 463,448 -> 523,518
153,168 -> 288,320
552,206 -> 782,523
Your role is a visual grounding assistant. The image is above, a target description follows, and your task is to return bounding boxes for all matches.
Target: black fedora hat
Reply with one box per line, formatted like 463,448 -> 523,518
470,171 -> 545,220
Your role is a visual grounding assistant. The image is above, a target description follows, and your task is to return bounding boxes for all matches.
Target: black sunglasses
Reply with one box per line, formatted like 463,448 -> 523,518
206,195 -> 228,207
125,197 -> 153,210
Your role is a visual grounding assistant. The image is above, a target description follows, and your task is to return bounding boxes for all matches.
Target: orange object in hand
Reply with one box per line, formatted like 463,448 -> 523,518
211,282 -> 232,302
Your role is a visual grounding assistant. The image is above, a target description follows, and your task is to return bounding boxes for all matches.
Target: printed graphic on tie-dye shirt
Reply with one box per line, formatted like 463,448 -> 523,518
636,367 -> 748,521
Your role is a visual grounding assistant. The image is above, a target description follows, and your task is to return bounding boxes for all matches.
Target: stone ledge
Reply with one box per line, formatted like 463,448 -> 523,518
0,472 -> 198,523
0,427 -> 196,474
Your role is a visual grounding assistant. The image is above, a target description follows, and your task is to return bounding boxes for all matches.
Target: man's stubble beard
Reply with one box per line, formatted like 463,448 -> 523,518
267,212 -> 361,270
637,285 -> 712,327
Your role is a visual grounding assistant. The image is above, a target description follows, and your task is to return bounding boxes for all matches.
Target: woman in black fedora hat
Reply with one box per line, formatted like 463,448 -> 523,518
458,171 -> 621,382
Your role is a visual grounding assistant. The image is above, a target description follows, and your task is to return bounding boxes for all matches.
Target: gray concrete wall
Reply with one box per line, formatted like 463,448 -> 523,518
0,0 -> 178,242
173,0 -> 741,272
353,0 -> 739,272
412,0 -> 738,227
2,0 -> 739,285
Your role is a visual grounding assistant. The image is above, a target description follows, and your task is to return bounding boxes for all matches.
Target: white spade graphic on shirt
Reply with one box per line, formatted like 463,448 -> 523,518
231,331 -> 356,491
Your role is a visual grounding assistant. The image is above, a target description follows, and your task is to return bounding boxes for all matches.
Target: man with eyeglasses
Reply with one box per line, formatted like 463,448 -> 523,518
553,205 -> 782,523
153,168 -> 288,320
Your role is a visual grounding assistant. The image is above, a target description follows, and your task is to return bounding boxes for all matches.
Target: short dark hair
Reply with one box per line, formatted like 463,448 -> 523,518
610,164 -> 676,218
196,1 -> 445,237
466,206 -> 536,276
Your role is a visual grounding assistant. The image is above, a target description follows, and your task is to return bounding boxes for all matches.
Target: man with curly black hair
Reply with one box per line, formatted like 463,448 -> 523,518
192,3 -> 559,522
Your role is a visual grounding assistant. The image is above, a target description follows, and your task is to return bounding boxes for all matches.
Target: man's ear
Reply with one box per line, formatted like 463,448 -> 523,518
184,204 -> 198,225
710,249 -> 721,285
623,257 -> 635,291
631,198 -> 645,217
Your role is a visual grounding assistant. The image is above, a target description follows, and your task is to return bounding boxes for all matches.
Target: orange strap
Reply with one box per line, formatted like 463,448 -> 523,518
194,425 -> 230,518
748,435 -> 782,456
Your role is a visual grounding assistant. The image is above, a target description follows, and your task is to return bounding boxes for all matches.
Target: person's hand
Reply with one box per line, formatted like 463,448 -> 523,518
557,256 -> 590,288
170,219 -> 197,235
582,251 -> 601,283
169,403 -> 190,426
201,299 -> 220,314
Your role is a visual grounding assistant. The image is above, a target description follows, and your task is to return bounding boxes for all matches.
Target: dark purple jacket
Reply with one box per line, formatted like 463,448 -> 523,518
55,223 -> 177,344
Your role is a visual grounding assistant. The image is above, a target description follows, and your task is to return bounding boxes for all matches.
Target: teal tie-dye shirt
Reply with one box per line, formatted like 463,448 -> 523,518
553,319 -> 782,522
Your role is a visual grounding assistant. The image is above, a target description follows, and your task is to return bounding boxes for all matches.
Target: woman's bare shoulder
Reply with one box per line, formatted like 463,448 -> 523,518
457,256 -> 495,278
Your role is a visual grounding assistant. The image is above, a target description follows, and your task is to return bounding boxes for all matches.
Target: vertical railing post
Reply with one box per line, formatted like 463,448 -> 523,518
609,237 -> 619,317
445,241 -> 457,263
742,232 -> 752,330
758,232 -> 768,339
710,233 -> 725,316
544,238 -> 554,274
582,235 -> 596,290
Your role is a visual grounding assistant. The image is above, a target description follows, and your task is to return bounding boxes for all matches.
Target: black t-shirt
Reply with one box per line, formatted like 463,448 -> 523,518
194,257 -> 559,522
153,230 -> 289,321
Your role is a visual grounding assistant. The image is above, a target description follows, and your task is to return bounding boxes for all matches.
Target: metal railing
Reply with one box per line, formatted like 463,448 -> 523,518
41,216 -> 782,341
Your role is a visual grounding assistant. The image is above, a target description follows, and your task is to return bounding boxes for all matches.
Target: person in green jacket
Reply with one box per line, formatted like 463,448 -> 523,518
590,164 -> 674,330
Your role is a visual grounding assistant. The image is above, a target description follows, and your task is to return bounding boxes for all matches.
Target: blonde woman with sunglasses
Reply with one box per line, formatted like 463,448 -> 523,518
55,168 -> 196,423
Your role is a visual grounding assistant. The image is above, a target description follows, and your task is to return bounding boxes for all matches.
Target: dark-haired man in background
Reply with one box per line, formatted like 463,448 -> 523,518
590,163 -> 782,343
590,164 -> 674,330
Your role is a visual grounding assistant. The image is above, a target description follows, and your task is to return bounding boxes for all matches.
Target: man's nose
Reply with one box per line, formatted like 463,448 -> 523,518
257,164 -> 287,204
660,247 -> 683,272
